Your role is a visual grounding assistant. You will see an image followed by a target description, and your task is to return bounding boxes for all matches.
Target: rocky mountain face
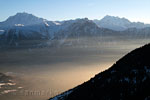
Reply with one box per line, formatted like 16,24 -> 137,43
54,18 -> 117,39
49,43 -> 150,100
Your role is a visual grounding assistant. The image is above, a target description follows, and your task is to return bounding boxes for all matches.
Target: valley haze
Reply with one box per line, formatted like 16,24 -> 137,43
0,12 -> 150,100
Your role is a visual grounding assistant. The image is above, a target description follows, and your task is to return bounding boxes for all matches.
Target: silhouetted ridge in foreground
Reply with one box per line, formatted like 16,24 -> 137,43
50,43 -> 150,100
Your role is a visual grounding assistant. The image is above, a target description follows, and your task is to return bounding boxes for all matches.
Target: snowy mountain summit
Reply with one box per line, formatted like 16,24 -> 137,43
0,12 -> 46,28
94,15 -> 150,31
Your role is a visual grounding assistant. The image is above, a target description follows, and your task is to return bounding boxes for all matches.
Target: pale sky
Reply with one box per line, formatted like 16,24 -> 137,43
0,0 -> 150,23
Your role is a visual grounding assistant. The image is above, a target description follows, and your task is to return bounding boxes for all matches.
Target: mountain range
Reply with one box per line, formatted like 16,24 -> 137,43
49,43 -> 150,100
1,13 -> 150,31
94,15 -> 150,31
0,12 -> 150,47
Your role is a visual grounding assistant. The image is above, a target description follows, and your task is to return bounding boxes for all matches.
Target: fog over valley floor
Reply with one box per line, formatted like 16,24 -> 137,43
0,37 -> 150,100
0,12 -> 150,100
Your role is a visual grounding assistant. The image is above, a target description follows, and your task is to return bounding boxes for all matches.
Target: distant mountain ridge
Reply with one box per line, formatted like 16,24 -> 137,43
0,12 -> 150,30
0,13 -> 117,46
93,15 -> 150,31
0,12 -> 150,47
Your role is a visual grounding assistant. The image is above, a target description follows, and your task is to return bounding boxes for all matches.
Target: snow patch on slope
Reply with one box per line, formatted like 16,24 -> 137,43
50,90 -> 73,100
15,24 -> 24,27
0,30 -> 4,35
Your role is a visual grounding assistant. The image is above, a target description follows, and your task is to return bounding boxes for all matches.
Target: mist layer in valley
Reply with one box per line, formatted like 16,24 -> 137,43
0,36 -> 150,100
0,12 -> 150,100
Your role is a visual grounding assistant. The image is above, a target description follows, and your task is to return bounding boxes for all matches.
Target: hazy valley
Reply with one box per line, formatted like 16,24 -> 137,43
0,13 -> 150,100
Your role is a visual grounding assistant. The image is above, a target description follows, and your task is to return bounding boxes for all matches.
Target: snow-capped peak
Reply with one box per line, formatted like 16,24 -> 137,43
93,15 -> 150,31
1,12 -> 46,27
101,15 -> 131,25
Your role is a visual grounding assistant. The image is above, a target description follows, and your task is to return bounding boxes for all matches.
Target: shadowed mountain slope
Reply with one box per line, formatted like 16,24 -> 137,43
50,43 -> 150,100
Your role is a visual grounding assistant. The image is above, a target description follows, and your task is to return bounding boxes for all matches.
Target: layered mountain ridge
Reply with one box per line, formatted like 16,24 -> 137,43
0,12 -> 150,47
